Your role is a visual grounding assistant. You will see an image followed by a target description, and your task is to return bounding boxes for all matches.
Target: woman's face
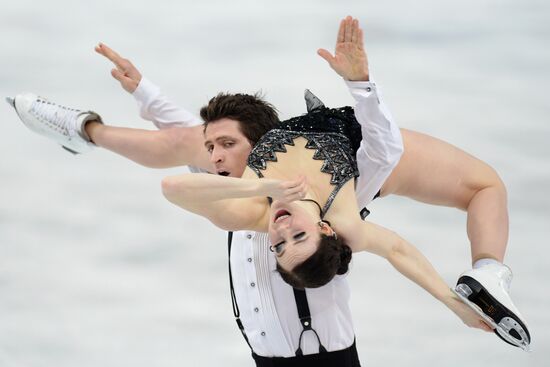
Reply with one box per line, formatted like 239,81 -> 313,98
268,200 -> 332,271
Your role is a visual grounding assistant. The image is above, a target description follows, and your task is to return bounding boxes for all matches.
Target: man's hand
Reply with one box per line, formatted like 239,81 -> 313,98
318,16 -> 369,82
95,43 -> 142,93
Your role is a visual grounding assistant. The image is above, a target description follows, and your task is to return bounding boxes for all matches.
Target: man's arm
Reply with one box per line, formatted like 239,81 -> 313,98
95,42 -> 203,129
132,77 -> 203,130
91,43 -> 212,170
318,17 -> 403,208
347,81 -> 403,207
323,18 -> 491,333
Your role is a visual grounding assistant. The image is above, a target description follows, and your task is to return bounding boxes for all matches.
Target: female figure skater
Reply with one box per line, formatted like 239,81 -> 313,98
7,18 -> 529,352
159,18 -> 514,342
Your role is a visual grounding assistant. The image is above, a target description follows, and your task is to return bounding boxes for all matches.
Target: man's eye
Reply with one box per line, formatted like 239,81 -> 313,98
294,232 -> 306,240
224,142 -> 234,148
206,146 -> 213,153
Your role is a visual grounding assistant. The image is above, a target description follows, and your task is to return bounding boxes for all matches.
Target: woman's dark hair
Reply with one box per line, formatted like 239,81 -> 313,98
276,234 -> 352,289
200,92 -> 280,145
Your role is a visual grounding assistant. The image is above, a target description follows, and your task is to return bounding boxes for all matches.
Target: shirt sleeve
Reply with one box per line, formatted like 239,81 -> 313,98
132,77 -> 203,129
346,80 -> 404,209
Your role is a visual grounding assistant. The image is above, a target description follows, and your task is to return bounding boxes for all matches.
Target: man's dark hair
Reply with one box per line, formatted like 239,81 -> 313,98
200,92 -> 280,145
276,234 -> 353,289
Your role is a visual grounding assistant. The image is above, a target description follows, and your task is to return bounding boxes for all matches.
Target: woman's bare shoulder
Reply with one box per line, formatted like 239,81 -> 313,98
241,167 -> 259,179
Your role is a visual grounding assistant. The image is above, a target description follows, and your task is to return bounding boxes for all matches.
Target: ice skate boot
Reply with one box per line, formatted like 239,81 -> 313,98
6,93 -> 102,154
453,263 -> 531,351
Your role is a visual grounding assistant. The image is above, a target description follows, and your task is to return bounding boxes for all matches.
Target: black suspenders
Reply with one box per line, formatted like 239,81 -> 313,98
227,231 -> 253,351
292,288 -> 327,356
227,231 -> 326,356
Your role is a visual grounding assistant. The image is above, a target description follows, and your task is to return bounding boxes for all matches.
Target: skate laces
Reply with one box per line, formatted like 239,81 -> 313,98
29,98 -> 81,136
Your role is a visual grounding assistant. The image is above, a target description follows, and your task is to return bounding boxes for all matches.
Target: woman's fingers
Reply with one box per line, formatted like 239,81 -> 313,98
284,176 -> 304,193
476,319 -> 494,332
280,176 -> 308,202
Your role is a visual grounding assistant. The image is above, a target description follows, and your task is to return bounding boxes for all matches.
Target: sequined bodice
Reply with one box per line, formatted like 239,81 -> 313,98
247,106 -> 362,217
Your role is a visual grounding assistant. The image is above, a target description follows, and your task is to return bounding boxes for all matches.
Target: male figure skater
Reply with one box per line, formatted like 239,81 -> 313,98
7,17 -> 530,365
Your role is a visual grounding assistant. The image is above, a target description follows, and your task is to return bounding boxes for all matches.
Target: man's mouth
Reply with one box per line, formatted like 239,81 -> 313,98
217,171 -> 230,176
274,210 -> 291,223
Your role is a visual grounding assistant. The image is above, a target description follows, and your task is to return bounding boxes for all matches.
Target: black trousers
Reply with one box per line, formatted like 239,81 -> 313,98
252,341 -> 361,367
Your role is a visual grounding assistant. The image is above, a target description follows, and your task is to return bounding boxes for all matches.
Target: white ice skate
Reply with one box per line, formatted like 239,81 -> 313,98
452,263 -> 531,351
6,93 -> 102,154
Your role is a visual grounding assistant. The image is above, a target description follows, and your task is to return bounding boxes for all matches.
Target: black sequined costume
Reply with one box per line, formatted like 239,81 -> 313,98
247,104 -> 362,217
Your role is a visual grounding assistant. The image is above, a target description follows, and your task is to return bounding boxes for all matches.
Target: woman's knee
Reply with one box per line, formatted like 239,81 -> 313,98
462,163 -> 507,209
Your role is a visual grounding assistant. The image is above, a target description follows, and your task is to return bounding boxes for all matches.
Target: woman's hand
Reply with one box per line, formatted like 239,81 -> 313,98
261,175 -> 308,203
444,291 -> 494,332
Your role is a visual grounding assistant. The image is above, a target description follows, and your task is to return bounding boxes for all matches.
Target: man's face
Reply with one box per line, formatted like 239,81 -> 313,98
204,118 -> 253,178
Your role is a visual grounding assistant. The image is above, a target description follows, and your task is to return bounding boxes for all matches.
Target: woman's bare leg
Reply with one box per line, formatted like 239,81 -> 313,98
85,121 -> 211,170
381,129 -> 532,349
381,129 -> 508,264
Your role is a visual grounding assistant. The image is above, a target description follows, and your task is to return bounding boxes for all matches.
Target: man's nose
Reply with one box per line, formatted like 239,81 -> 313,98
210,147 -> 224,163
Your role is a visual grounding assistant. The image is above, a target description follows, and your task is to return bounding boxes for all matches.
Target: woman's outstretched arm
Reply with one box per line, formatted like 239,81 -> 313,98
161,172 -> 307,231
348,220 -> 493,332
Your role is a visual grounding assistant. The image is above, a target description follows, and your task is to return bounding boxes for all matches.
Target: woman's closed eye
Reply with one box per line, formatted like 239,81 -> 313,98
272,232 -> 307,255
272,242 -> 285,254
294,232 -> 306,240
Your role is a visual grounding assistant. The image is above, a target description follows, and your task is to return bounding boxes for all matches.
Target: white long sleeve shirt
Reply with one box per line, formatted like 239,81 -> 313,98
132,78 -> 403,357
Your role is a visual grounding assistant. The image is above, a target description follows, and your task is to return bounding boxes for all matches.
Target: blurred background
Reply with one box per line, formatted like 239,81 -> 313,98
0,0 -> 548,366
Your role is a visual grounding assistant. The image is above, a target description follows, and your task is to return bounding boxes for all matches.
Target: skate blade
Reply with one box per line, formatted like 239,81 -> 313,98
453,285 -> 531,352
61,145 -> 79,155
5,97 -> 15,109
